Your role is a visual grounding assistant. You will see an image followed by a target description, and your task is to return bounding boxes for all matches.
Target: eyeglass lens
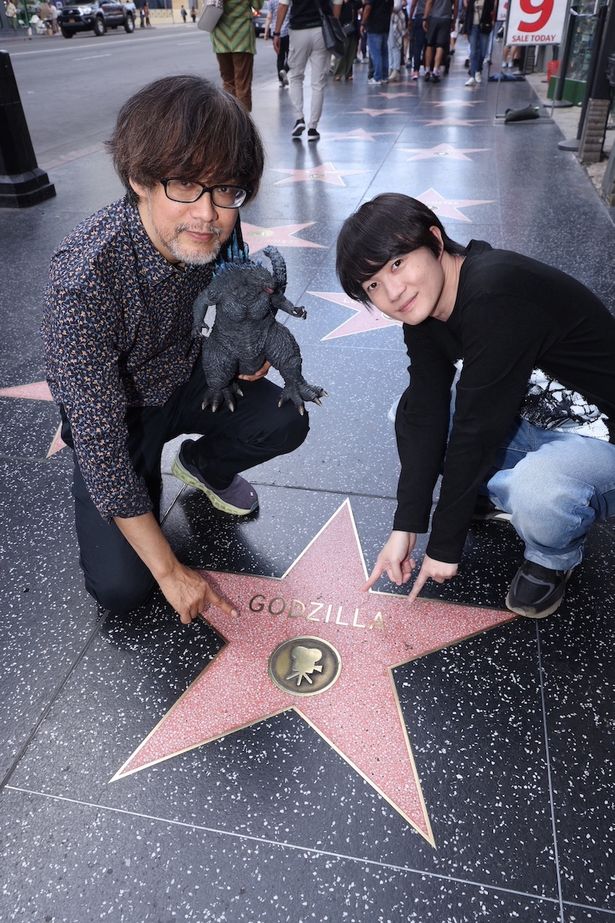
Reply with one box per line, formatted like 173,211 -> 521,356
164,181 -> 246,207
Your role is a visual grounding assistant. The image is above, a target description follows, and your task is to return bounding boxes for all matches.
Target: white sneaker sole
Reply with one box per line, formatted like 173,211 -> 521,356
505,570 -> 573,619
171,457 -> 257,516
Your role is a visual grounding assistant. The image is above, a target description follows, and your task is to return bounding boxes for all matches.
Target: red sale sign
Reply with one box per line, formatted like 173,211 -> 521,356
505,0 -> 568,44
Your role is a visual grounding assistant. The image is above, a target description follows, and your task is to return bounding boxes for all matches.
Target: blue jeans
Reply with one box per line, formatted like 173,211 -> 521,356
367,31 -> 388,82
468,23 -> 490,77
485,419 -> 615,571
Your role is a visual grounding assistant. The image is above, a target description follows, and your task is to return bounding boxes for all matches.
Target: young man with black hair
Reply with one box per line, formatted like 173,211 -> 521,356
42,76 -> 309,625
336,193 -> 615,618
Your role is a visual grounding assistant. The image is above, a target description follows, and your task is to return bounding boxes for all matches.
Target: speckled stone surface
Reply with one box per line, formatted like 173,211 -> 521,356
1,35 -> 614,923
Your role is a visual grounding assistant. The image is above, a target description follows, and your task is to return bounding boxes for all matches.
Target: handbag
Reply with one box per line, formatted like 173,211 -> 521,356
198,0 -> 224,32
319,4 -> 346,57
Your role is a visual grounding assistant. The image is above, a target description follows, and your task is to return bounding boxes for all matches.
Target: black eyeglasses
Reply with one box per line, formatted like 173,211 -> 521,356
160,179 -> 248,208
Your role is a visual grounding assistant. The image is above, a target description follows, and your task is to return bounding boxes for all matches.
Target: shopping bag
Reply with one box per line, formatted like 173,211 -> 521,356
198,0 -> 224,32
320,10 -> 345,57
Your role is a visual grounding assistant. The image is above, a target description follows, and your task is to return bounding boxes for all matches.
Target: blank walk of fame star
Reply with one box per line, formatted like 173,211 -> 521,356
0,380 -> 65,457
398,143 -> 490,162
416,187 -> 495,222
307,291 -> 400,341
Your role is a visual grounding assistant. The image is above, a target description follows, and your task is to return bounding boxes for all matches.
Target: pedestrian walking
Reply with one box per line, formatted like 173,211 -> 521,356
464,0 -> 495,85
422,0 -> 457,81
269,0 -> 290,86
190,4 -> 197,21
387,0 -> 405,80
211,0 -> 261,112
181,4 -> 188,21
272,0 -> 343,141
361,0 -> 393,85
408,0 -> 427,77
333,0 -> 361,81
5,0 -> 18,29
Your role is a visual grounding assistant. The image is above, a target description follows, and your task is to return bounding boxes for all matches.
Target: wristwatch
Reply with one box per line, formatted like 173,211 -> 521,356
273,30 -> 281,35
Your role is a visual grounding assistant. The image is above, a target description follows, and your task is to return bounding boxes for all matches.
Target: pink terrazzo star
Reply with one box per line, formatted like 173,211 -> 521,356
113,500 -> 513,842
320,128 -> 396,142
422,116 -> 487,127
241,221 -> 325,254
308,291 -> 401,340
416,187 -> 495,222
272,161 -> 368,188
398,143 -> 489,162
0,380 -> 66,457
431,98 -> 481,108
377,91 -> 416,99
350,107 -> 404,118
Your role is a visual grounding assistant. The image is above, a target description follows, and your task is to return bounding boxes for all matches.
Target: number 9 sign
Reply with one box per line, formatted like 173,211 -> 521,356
505,0 -> 566,44
518,0 -> 554,32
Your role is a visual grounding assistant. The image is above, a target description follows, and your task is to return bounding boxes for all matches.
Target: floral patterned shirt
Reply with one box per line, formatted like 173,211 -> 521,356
42,195 -> 213,521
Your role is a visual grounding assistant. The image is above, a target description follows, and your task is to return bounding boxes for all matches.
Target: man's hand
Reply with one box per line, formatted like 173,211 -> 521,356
158,562 -> 238,625
238,360 -> 271,382
408,555 -> 458,603
363,530 -> 416,590
272,34 -> 280,53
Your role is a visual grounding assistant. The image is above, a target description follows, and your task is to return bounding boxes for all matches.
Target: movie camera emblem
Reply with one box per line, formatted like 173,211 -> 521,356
268,636 -> 341,696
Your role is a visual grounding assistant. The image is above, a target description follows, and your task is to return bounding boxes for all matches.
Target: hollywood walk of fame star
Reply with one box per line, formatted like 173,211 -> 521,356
430,98 -> 481,108
416,187 -> 494,222
272,162 -> 368,188
113,500 -> 513,842
0,380 -> 65,457
421,117 -> 487,127
398,143 -> 490,162
241,222 -> 325,254
321,128 -> 396,142
350,108 -> 405,118
307,291 -> 400,341
377,91 -> 416,99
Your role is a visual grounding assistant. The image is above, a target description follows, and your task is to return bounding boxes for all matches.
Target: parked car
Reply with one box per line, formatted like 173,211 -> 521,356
252,0 -> 269,37
58,0 -> 135,36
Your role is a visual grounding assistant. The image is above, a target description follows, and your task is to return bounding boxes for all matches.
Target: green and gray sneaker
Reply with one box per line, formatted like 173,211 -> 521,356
171,440 -> 258,516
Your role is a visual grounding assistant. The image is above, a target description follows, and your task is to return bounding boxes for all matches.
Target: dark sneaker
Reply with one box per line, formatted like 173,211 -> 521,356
291,118 -> 305,139
307,127 -> 320,142
431,68 -> 441,82
505,560 -> 573,619
424,71 -> 431,81
171,441 -> 259,516
473,495 -> 512,522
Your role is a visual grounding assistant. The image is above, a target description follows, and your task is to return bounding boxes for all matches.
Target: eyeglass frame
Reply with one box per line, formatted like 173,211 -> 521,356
159,178 -> 249,208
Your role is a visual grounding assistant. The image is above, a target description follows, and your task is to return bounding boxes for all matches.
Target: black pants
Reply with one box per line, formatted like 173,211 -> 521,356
64,362 -> 309,614
277,34 -> 289,81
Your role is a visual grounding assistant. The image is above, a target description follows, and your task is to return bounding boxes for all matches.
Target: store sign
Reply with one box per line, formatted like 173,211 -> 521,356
505,0 -> 568,44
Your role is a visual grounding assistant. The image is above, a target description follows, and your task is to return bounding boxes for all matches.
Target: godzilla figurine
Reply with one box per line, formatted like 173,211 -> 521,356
193,244 -> 326,415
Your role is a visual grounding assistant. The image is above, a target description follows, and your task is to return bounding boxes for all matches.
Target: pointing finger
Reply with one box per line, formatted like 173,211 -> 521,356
363,562 -> 384,592
408,569 -> 428,604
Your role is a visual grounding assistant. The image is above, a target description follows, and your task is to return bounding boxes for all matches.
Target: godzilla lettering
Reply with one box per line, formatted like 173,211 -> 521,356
193,245 -> 326,415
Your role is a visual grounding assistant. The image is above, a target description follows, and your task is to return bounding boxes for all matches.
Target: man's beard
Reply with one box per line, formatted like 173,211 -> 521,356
163,223 -> 223,265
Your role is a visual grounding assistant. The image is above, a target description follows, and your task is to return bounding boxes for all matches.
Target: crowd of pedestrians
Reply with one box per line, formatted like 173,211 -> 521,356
240,0 -> 514,138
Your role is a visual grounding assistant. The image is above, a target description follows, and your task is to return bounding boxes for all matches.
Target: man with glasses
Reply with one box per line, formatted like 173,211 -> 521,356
42,76 -> 309,625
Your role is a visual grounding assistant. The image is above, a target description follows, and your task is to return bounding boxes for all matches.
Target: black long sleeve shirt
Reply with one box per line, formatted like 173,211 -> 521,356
393,240 -> 615,563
